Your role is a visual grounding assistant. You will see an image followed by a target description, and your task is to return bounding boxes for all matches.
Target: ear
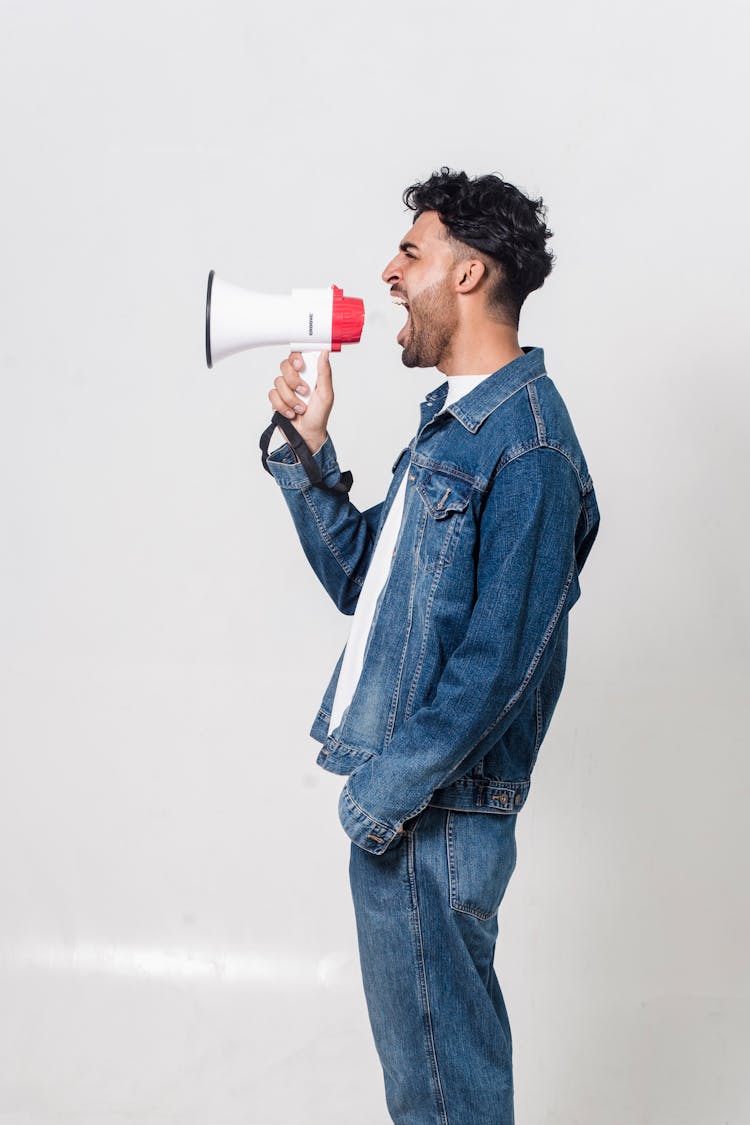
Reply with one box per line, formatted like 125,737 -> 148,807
454,257 -> 486,294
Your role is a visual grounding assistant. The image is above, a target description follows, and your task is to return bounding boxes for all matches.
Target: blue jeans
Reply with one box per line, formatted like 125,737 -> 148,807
349,805 -> 518,1124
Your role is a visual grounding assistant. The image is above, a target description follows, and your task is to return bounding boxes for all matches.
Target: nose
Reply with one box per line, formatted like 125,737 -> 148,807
381,255 -> 401,285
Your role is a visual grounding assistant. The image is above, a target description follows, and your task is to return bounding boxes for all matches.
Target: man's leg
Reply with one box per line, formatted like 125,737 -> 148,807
349,805 -> 518,1125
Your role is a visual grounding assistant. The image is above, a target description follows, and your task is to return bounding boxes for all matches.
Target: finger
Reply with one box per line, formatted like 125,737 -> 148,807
268,387 -> 298,420
273,375 -> 307,415
281,353 -> 310,397
311,350 -> 333,402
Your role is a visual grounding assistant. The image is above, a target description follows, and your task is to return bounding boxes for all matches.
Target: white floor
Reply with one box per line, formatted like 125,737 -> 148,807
0,949 -> 387,1125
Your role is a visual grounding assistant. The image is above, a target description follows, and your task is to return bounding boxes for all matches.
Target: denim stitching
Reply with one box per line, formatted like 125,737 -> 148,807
418,504 -> 464,574
384,506 -> 425,745
404,563 -> 442,720
274,446 -> 339,489
409,454 -> 488,490
302,489 -> 366,588
415,477 -> 471,574
323,739 -> 373,760
407,828 -> 451,1124
446,812 -> 495,921
492,441 -> 587,493
343,787 -> 392,834
526,380 -> 547,444
530,686 -> 543,772
476,551 -> 579,744
448,371 -> 547,431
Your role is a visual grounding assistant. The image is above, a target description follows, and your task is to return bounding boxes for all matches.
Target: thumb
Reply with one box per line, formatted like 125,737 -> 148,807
315,350 -> 333,395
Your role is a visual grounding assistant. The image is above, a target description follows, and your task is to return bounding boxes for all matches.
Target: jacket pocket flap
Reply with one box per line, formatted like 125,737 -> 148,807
416,471 -> 472,519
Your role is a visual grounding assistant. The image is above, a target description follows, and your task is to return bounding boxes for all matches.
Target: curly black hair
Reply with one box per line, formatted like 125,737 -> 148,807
402,167 -> 554,325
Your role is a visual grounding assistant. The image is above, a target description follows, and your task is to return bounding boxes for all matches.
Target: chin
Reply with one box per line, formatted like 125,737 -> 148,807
400,345 -> 434,369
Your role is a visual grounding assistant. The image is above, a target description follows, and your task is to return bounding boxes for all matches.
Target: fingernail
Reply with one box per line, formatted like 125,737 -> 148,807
285,410 -> 295,419
294,405 -> 305,414
293,359 -> 301,369
296,385 -> 307,395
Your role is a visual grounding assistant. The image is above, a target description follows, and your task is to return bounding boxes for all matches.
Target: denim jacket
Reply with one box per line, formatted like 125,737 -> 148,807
266,348 -> 600,854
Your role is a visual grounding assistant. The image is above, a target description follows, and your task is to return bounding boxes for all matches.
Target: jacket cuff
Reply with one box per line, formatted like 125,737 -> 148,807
265,433 -> 340,491
338,781 -> 402,855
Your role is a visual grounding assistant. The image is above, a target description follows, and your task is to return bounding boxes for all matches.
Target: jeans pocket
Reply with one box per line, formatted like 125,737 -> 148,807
446,810 -> 518,921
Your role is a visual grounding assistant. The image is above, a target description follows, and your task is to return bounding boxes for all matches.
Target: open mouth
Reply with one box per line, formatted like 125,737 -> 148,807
392,293 -> 410,345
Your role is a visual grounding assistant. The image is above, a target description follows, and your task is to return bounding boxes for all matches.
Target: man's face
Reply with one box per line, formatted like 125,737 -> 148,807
381,211 -> 460,369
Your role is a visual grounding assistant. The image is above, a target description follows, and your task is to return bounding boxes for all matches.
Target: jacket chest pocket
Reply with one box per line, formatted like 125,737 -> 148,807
414,469 -> 473,573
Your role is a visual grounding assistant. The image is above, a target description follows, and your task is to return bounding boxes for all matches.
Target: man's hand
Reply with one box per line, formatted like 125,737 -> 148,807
268,351 -> 333,455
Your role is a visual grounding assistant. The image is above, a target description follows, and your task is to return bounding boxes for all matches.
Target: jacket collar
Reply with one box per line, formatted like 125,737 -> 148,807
424,347 -> 546,433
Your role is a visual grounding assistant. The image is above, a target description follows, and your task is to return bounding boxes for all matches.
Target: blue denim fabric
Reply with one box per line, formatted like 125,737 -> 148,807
349,805 -> 517,1124
266,348 -> 599,856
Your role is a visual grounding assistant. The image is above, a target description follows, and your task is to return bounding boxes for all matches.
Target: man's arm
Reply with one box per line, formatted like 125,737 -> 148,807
338,445 -> 597,853
264,351 -> 384,614
266,433 -> 384,614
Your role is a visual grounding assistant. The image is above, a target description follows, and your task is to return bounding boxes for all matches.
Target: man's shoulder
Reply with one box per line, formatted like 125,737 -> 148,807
478,373 -> 595,493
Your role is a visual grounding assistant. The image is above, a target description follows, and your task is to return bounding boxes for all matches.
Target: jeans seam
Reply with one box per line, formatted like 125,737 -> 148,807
407,828 -> 451,1125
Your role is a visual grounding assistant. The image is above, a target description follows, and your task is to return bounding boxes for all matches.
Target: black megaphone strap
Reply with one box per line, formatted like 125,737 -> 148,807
259,412 -> 353,495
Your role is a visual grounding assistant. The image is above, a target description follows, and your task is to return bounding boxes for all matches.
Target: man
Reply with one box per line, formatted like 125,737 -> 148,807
263,168 -> 600,1125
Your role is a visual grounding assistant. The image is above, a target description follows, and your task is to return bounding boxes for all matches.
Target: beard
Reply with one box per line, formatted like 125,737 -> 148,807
400,276 -> 459,369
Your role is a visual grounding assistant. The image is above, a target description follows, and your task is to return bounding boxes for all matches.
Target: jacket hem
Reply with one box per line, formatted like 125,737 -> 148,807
315,735 -> 375,775
429,777 -> 530,813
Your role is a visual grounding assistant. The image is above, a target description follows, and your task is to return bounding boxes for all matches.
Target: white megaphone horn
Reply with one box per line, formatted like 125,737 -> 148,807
205,271 -> 365,401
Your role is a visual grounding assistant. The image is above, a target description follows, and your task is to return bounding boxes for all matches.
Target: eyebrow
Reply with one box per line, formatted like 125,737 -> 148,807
399,240 -> 420,253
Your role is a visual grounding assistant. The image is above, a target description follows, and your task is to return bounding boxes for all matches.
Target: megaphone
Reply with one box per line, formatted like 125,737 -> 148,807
205,271 -> 365,402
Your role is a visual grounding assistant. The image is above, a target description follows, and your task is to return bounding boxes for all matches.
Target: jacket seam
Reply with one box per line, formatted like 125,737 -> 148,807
531,685 -> 543,769
449,371 -> 547,430
404,562 -> 443,720
301,489 -> 366,589
384,506 -> 424,745
526,380 -> 547,444
475,547 -> 580,745
492,441 -> 587,493
409,453 -> 488,490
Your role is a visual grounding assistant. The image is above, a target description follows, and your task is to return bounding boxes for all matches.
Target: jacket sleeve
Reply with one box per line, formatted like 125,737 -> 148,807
265,433 -> 384,615
339,445 -> 597,853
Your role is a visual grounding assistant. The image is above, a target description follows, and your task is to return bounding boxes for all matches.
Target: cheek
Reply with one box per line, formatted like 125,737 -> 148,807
413,262 -> 451,296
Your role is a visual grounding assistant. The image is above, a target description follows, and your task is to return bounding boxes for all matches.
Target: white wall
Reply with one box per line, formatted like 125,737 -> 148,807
1,1 -> 748,1122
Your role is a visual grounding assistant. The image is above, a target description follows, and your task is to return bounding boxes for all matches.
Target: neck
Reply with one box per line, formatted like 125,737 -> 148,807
437,318 -> 524,377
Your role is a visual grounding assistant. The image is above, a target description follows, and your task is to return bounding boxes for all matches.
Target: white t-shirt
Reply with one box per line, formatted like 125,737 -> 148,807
328,373 -> 493,735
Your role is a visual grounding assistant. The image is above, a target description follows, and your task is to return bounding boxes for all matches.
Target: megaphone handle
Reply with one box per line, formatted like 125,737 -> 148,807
297,351 -> 321,405
268,349 -> 320,448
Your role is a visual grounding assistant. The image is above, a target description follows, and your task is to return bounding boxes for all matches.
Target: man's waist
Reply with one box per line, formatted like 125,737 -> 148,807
314,734 -> 530,814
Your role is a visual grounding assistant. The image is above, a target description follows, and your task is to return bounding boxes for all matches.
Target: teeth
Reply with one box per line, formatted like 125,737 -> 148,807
391,294 -> 408,307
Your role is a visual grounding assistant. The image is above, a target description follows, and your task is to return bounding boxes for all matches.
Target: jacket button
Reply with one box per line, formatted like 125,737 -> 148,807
409,473 -> 415,481
514,794 -> 522,805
